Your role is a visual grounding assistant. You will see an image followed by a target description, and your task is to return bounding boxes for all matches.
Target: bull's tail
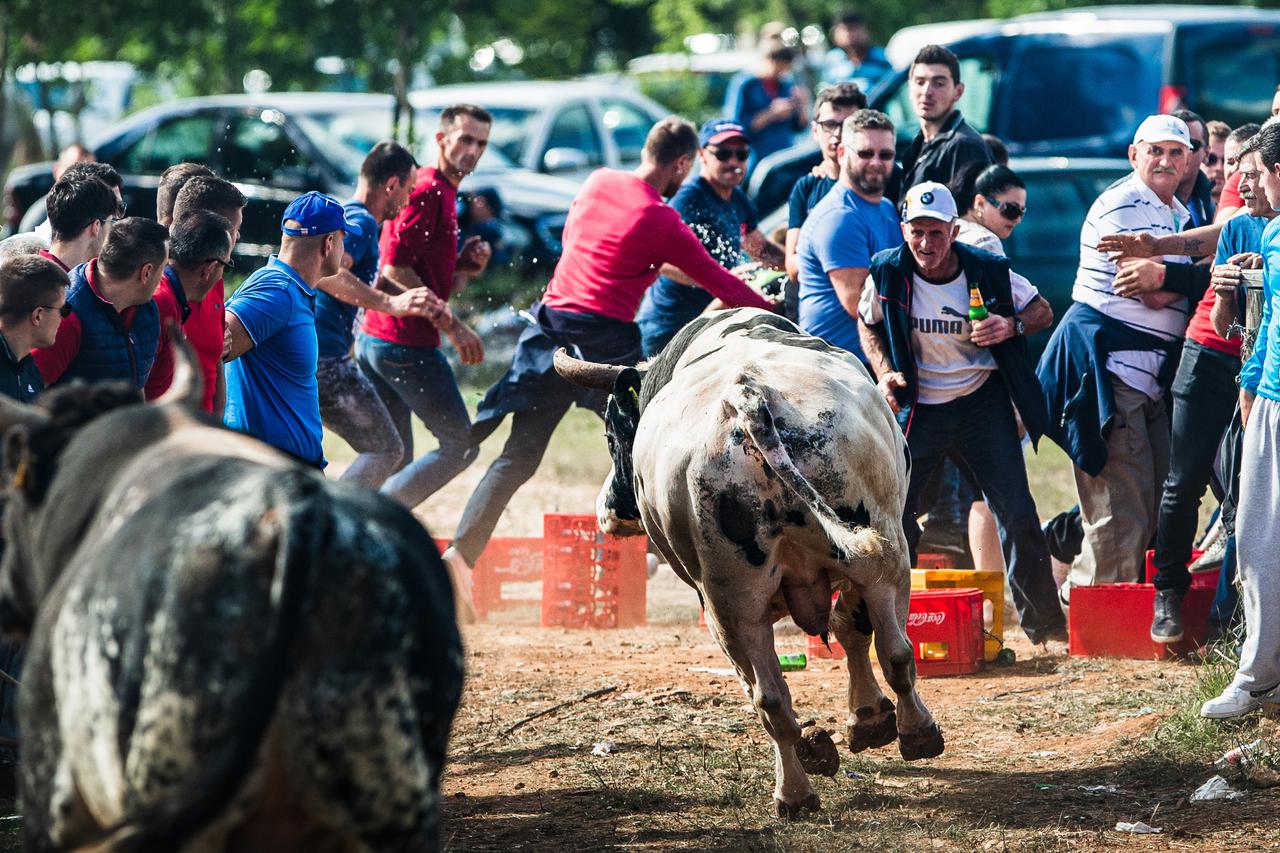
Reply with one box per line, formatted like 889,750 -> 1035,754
727,378 -> 884,563
75,471 -> 326,853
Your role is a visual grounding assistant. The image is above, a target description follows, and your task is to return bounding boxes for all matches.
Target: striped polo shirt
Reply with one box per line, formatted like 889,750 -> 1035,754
1073,173 -> 1192,400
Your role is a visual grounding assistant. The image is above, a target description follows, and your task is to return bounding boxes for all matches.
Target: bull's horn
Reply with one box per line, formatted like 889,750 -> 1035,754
0,396 -> 48,433
156,321 -> 204,409
552,348 -> 627,391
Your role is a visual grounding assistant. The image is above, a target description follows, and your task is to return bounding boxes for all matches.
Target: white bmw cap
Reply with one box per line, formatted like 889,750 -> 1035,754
901,181 -> 958,224
1133,114 -> 1191,148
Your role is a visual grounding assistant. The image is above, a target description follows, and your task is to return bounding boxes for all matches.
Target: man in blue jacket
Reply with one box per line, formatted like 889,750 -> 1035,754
858,182 -> 1064,645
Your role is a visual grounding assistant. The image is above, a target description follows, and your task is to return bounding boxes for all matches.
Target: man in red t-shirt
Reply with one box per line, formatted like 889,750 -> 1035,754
146,175 -> 246,415
144,210 -> 234,410
442,117 -> 776,618
355,105 -> 491,513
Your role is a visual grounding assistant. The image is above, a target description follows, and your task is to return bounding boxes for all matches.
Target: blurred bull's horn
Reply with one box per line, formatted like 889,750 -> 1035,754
0,396 -> 48,433
156,321 -> 204,409
553,348 -> 627,390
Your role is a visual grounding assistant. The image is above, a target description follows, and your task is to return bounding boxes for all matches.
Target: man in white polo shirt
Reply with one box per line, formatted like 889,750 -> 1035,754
1037,114 -> 1194,601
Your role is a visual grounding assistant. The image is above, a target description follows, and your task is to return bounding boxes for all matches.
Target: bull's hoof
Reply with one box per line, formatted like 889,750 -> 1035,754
795,727 -> 840,777
847,697 -> 897,753
774,791 -> 821,819
898,722 -> 945,761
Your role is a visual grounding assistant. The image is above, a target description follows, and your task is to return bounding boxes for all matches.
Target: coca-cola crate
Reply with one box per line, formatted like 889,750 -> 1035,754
912,569 -> 1004,661
541,514 -> 647,629
1142,549 -> 1219,589
807,588 -> 984,676
1069,583 -> 1216,659
471,537 -> 543,621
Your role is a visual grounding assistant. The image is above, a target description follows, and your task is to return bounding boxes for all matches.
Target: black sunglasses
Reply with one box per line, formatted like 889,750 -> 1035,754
984,194 -> 1026,221
39,302 -> 73,318
1189,138 -> 1205,153
855,149 -> 896,162
709,147 -> 750,162
1205,152 -> 1221,167
814,119 -> 844,135
206,257 -> 236,271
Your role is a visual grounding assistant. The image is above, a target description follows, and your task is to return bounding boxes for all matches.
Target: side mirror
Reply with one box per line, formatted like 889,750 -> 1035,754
542,147 -> 591,174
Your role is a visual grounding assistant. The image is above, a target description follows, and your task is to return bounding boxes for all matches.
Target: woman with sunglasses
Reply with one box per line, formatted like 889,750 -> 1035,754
951,163 -> 1027,259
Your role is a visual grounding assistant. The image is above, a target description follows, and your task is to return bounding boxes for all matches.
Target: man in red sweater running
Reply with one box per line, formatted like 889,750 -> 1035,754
442,117 -> 776,617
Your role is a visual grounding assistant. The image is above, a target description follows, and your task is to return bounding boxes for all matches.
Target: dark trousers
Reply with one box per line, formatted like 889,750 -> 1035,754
452,394 -> 582,566
1151,340 -> 1240,593
903,377 -> 1065,642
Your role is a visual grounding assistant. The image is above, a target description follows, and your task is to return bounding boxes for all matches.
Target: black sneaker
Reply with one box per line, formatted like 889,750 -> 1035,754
1150,589 -> 1185,644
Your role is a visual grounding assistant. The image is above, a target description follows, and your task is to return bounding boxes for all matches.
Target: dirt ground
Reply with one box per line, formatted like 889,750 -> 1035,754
442,569 -> 1280,853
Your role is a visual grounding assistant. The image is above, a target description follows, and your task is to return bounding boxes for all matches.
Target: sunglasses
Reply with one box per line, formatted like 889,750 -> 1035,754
814,119 -> 844,135
1205,152 -> 1221,167
710,147 -> 750,162
855,149 -> 896,162
984,194 -> 1026,221
206,257 -> 236,271
40,302 -> 73,318
1190,138 -> 1204,153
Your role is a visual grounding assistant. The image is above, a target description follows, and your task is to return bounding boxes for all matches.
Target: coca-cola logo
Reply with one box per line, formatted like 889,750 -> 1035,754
908,611 -> 946,627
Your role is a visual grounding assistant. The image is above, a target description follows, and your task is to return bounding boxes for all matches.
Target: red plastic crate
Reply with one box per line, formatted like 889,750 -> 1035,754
807,589 -> 984,677
541,514 -> 648,629
1142,549 -> 1219,590
471,537 -> 543,621
1069,583 -> 1216,659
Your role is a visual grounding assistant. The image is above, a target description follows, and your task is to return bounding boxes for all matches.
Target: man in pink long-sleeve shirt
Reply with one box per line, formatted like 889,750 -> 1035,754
441,117 -> 775,616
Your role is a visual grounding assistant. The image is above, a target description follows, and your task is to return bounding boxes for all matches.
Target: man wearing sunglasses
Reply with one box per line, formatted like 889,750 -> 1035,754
636,119 -> 785,356
0,256 -> 71,402
1171,110 -> 1217,228
795,109 -> 902,368
143,209 -> 234,407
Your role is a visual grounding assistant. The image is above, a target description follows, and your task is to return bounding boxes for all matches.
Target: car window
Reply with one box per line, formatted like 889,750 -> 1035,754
1190,36 -> 1280,127
544,104 -> 603,167
223,112 -> 312,185
414,106 -> 534,166
882,55 -> 997,148
115,114 -> 219,174
600,99 -> 654,167
1004,173 -> 1086,260
1004,46 -> 1148,145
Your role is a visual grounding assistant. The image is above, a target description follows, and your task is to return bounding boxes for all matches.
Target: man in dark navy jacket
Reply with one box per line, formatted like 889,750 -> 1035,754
33,218 -> 169,389
0,256 -> 69,402
858,182 -> 1065,645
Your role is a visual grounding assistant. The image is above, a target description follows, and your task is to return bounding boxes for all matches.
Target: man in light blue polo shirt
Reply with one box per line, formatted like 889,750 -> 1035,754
223,191 -> 359,467
796,108 -> 902,365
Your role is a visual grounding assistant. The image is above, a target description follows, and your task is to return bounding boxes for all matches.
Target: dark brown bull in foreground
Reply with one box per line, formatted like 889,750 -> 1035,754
0,345 -> 462,852
555,308 -> 944,817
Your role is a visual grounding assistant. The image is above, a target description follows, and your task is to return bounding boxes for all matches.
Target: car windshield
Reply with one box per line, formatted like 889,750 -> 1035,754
302,106 -> 519,174
292,112 -> 370,185
414,106 -> 536,164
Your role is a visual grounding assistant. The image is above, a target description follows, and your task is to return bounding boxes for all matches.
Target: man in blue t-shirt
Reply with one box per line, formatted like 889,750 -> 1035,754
725,42 -> 809,176
796,109 -> 902,364
821,11 -> 893,92
223,192 -> 363,468
313,141 -> 440,487
636,119 -> 786,356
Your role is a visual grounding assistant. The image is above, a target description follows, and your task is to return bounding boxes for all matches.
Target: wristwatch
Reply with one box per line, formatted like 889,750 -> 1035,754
1013,317 -> 1026,337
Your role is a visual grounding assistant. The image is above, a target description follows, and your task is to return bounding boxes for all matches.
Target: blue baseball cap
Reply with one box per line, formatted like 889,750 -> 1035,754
281,191 -> 362,237
698,118 -> 750,148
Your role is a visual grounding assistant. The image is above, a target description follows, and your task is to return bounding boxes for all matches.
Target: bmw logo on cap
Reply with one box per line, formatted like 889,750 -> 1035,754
920,191 -> 934,205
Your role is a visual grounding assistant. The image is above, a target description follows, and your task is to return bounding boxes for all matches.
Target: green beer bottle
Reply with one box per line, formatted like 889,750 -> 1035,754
968,287 -> 988,322
778,653 -> 807,671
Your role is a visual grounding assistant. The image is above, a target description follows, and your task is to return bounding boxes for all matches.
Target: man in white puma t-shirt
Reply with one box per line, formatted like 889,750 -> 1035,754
858,182 -> 1064,644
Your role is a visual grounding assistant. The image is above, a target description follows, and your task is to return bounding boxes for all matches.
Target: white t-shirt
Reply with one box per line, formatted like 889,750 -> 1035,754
861,266 -> 1041,405
956,219 -> 1005,257
1074,173 -> 1191,400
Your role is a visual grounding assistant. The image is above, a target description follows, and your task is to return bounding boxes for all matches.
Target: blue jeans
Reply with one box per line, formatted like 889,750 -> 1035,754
355,335 -> 478,509
901,377 -> 1065,642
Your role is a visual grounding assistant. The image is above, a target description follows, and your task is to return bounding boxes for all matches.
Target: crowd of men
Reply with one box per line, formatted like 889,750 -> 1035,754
1,36 -> 1279,724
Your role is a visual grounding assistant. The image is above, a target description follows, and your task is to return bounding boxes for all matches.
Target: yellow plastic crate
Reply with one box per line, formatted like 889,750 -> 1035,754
911,568 -> 1004,661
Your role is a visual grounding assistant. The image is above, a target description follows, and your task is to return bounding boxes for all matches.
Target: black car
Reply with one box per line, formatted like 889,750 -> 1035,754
3,92 -> 577,272
749,4 -> 1280,216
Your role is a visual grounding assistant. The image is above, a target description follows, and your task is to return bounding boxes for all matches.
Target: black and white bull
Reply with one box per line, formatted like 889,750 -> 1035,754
0,347 -> 463,852
555,308 -> 943,817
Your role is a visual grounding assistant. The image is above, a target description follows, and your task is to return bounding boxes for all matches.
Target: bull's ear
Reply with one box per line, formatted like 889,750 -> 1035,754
3,427 -> 35,497
612,367 -> 643,416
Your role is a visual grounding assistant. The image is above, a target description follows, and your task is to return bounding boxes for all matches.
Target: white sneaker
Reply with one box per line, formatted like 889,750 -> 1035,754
441,546 -> 477,625
1201,684 -> 1278,719
1190,518 -> 1227,573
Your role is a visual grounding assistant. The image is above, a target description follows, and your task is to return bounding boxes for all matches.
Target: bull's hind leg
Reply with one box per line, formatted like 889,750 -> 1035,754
708,610 -> 819,818
862,571 -> 944,762
829,589 -> 897,752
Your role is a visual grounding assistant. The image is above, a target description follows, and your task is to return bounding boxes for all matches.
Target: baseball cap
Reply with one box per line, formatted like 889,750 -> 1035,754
698,118 -> 750,148
901,182 -> 958,224
1133,114 -> 1191,148
281,191 -> 362,237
